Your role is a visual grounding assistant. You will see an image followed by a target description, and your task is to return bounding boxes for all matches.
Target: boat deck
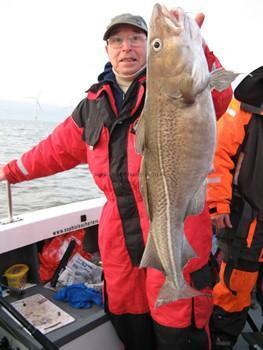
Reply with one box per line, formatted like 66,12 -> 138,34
236,301 -> 262,349
0,199 -> 261,349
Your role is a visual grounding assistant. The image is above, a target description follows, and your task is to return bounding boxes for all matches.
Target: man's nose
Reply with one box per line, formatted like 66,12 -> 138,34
121,38 -> 132,50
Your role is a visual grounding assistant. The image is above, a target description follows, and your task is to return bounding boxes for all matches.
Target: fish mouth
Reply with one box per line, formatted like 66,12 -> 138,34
152,3 -> 184,28
169,7 -> 184,25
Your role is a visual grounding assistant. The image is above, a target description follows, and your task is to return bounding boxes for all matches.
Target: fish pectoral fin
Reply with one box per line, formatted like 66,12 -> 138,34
140,233 -> 163,271
186,181 -> 206,216
135,113 -> 145,154
167,74 -> 195,103
178,74 -> 195,103
155,278 -> 204,308
209,68 -> 240,92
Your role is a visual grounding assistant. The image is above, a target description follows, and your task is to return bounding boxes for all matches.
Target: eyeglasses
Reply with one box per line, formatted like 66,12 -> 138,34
107,34 -> 147,49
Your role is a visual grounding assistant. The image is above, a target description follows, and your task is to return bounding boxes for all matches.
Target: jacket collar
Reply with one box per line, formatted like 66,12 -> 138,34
86,63 -> 146,100
86,62 -> 146,117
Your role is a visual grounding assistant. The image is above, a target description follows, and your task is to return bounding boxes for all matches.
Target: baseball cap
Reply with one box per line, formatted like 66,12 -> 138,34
234,66 -> 263,108
103,13 -> 148,40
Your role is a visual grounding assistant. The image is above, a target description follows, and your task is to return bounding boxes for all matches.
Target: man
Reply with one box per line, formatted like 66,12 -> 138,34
0,11 -> 232,350
207,66 -> 263,350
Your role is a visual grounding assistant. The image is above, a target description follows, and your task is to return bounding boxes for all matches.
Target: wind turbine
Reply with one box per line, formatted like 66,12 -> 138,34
25,92 -> 42,121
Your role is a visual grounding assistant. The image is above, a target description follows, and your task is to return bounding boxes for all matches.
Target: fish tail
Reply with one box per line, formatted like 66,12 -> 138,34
155,279 -> 207,308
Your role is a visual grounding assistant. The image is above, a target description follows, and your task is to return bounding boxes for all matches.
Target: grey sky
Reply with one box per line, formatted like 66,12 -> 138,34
0,0 -> 262,107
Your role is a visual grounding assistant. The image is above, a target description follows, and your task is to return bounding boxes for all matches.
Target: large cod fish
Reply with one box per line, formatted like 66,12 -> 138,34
136,4 -> 238,307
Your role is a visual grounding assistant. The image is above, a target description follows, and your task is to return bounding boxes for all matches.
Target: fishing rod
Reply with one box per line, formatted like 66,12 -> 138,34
0,295 -> 59,350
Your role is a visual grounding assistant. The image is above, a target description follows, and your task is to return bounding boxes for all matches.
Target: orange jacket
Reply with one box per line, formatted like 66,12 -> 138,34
206,99 -> 252,214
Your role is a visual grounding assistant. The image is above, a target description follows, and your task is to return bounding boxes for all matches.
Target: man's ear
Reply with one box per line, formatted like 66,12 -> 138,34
195,13 -> 205,28
105,45 -> 109,55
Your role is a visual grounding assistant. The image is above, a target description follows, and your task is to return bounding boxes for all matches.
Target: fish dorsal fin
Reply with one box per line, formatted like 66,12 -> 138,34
209,68 -> 240,92
135,113 -> 145,154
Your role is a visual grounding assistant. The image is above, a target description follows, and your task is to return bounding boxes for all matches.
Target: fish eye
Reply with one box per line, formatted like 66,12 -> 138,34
152,38 -> 162,51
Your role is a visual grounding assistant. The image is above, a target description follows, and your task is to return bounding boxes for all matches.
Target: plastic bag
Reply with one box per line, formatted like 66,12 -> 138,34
38,229 -> 92,282
57,252 -> 102,287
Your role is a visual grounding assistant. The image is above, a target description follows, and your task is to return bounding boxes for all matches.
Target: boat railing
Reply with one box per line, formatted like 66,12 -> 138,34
0,181 -> 22,225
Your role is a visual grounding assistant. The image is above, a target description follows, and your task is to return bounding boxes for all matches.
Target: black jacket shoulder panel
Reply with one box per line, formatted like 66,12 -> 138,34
72,92 -> 116,147
71,98 -> 103,146
72,98 -> 90,128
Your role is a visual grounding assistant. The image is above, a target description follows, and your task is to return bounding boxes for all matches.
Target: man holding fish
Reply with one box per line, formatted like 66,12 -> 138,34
0,4 -> 234,349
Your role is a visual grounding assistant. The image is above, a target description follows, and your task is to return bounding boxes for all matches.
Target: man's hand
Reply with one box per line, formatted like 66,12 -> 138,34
170,9 -> 205,28
194,12 -> 207,49
195,13 -> 205,28
211,213 -> 232,230
0,165 -> 7,181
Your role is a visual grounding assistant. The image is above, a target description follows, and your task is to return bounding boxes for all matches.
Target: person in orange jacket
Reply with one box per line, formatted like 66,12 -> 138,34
207,66 -> 263,350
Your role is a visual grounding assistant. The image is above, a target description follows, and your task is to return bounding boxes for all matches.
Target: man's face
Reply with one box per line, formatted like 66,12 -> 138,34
105,24 -> 147,76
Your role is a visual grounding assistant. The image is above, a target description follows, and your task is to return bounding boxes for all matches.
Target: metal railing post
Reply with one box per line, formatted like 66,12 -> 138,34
0,181 -> 21,224
6,181 -> 14,223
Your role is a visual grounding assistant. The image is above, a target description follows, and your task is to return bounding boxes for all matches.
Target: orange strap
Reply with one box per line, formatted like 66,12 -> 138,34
247,218 -> 257,248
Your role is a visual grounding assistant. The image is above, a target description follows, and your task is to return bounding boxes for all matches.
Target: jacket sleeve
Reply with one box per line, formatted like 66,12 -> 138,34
206,100 -> 251,214
4,116 -> 87,184
204,45 -> 233,119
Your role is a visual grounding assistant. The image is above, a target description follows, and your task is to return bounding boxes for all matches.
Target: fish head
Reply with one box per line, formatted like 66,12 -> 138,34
148,4 -> 207,90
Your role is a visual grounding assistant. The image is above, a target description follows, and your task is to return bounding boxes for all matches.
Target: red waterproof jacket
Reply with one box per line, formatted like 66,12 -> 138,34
4,50 -> 232,327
